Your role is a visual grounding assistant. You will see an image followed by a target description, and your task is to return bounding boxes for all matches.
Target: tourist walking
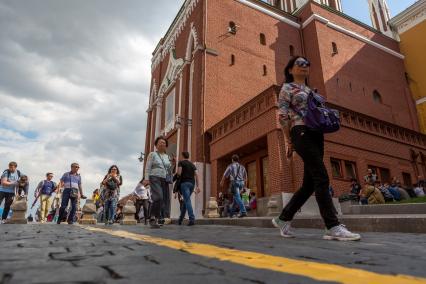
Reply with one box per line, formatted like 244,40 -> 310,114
35,173 -> 57,223
0,162 -> 22,223
273,56 -> 360,241
101,165 -> 122,225
220,154 -> 248,218
133,179 -> 151,224
177,151 -> 200,226
57,163 -> 86,225
143,136 -> 172,228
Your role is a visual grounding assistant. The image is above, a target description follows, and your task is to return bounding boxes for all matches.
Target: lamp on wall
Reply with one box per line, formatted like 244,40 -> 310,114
138,152 -> 145,163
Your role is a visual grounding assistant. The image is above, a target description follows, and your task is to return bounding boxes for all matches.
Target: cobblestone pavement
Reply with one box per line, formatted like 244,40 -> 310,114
0,223 -> 426,284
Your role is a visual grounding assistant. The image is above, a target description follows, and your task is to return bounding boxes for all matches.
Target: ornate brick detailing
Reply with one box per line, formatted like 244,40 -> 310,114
151,0 -> 200,71
210,86 -> 280,142
336,104 -> 426,148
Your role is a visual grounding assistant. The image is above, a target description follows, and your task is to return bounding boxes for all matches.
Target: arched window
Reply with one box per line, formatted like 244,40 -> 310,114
263,65 -> 267,76
260,33 -> 266,45
289,45 -> 295,57
230,54 -> 235,66
332,42 -> 338,55
373,90 -> 382,103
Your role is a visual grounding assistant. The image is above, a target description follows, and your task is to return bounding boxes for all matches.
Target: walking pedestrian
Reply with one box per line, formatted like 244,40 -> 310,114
0,162 -> 22,223
35,173 -> 57,223
143,136 -> 172,228
133,179 -> 151,224
57,163 -> 86,225
273,56 -> 360,241
220,155 -> 248,218
101,165 -> 122,225
177,151 -> 200,226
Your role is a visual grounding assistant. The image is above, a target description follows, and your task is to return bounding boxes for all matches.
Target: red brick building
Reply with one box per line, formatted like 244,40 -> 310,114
145,0 -> 426,216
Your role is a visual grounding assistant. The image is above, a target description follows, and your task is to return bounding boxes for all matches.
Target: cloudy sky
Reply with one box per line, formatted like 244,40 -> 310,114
0,0 -> 416,211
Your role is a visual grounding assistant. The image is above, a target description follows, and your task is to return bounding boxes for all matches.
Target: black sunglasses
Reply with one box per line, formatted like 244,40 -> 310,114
294,58 -> 310,68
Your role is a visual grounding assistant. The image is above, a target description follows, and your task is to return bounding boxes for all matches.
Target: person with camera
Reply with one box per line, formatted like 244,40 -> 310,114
57,163 -> 86,225
101,165 -> 122,225
0,161 -> 23,223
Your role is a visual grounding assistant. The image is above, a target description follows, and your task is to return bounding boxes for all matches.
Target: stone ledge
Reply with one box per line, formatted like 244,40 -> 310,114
178,215 -> 426,233
342,203 -> 426,215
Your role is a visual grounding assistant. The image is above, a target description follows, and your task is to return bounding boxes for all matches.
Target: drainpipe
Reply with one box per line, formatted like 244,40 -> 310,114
202,0 -> 208,214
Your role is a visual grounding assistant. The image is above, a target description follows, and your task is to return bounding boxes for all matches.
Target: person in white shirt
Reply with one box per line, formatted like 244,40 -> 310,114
133,179 -> 151,225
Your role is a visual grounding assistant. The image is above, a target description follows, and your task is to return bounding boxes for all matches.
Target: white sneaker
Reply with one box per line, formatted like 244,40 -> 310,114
272,217 -> 295,238
0,219 -> 5,224
323,224 -> 361,241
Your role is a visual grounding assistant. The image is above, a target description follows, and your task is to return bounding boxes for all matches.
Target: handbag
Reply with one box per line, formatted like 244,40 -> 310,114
67,172 -> 79,198
156,152 -> 173,184
292,90 -> 340,133
70,188 -> 79,198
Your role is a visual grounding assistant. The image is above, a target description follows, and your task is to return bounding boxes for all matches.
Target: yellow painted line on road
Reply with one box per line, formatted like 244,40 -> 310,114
83,226 -> 426,284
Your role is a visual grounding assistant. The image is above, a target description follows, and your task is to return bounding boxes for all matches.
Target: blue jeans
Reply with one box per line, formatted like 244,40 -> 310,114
59,188 -> 77,223
231,180 -> 246,214
179,182 -> 195,222
104,198 -> 118,222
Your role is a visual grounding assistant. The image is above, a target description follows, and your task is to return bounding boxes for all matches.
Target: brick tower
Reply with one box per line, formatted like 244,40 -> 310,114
268,0 -> 343,13
368,0 -> 393,37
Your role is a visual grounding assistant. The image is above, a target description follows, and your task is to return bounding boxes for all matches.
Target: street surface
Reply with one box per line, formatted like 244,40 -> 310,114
0,223 -> 426,284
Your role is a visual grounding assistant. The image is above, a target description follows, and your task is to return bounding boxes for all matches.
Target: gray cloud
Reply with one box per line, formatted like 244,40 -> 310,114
0,0 -> 184,211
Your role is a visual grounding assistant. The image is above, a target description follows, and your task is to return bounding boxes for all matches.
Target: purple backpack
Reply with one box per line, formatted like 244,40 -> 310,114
293,91 -> 340,133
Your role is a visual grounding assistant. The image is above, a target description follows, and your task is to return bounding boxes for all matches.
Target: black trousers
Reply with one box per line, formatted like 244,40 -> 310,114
279,126 -> 340,230
149,176 -> 166,219
161,183 -> 171,220
135,199 -> 150,221
0,192 -> 15,220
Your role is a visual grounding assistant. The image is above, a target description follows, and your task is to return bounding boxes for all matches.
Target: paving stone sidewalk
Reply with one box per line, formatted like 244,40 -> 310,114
0,223 -> 425,284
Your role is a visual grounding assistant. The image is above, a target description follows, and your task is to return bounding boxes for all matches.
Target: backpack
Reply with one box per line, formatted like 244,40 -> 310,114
292,91 -> 340,134
40,180 -> 56,195
3,169 -> 21,180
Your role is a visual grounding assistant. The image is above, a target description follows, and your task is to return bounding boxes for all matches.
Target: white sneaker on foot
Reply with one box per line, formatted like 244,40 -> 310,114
323,224 -> 361,241
272,217 -> 294,238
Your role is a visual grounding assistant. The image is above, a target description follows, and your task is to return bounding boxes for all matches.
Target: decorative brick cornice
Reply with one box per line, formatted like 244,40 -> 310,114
331,103 -> 426,149
151,0 -> 200,71
209,84 -> 426,149
210,85 -> 280,143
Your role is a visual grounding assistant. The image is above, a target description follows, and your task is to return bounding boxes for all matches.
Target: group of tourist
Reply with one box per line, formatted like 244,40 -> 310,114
0,161 -> 86,224
349,169 -> 426,205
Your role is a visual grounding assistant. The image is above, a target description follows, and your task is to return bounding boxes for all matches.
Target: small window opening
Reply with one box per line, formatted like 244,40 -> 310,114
332,42 -> 338,55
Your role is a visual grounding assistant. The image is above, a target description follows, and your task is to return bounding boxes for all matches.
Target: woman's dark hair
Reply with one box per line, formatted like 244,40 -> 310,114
154,136 -> 168,147
284,55 -> 309,84
182,151 -> 190,159
231,154 -> 239,162
107,165 -> 120,175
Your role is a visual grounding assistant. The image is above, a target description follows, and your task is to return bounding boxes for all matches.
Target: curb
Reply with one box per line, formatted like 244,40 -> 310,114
178,215 -> 426,233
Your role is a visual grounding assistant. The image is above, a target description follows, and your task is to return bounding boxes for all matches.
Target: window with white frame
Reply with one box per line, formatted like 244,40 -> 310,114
164,88 -> 176,134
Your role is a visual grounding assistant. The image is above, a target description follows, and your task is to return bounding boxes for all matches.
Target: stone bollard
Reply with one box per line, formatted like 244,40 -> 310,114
9,196 -> 28,224
266,196 -> 280,217
205,197 -> 220,218
121,200 -> 137,225
79,199 -> 97,225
